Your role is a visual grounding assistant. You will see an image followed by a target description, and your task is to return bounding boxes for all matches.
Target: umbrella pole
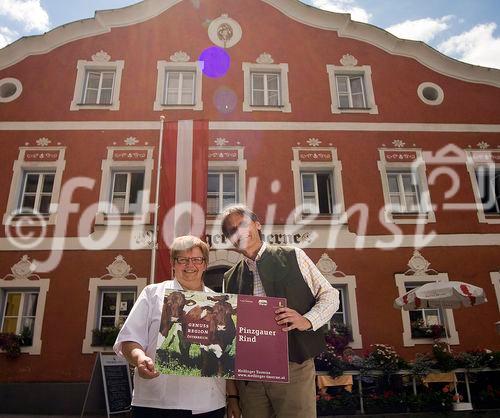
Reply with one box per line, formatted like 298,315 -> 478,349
441,301 -> 459,403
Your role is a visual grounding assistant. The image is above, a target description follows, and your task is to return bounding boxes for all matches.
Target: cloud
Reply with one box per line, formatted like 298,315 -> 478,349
0,0 -> 49,32
438,23 -> 500,69
0,25 -> 17,48
385,16 -> 453,43
309,0 -> 371,23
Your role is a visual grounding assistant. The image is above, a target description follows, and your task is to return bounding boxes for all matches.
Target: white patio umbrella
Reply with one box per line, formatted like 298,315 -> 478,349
394,281 -> 487,311
394,281 -> 487,410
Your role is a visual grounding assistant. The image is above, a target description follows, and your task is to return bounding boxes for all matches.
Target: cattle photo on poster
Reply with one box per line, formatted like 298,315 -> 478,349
155,290 -> 237,378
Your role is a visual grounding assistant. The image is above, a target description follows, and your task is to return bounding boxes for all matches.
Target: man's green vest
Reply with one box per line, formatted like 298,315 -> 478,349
223,245 -> 327,363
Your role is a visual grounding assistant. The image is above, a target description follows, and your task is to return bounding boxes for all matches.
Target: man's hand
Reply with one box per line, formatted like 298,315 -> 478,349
136,354 -> 160,379
226,398 -> 242,418
275,307 -> 312,331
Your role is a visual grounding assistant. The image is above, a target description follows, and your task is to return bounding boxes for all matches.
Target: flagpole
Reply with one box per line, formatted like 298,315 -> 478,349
150,115 -> 165,285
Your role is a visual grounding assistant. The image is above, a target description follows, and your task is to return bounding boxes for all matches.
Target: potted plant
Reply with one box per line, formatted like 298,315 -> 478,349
91,326 -> 121,347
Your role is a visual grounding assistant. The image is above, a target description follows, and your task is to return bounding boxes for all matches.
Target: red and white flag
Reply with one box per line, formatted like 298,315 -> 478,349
156,120 -> 208,282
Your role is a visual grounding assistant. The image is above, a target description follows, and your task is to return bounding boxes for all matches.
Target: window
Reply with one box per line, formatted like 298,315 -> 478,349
405,284 -> 445,339
82,71 -> 115,105
301,172 -> 335,215
378,149 -> 434,224
331,285 -> 347,325
109,171 -> 145,214
317,254 -> 363,349
3,147 -> 66,226
82,257 -> 147,353
18,172 -> 55,215
1,291 -> 38,345
207,147 -> 247,221
207,172 -> 238,215
154,58 -> 203,111
164,71 -> 195,105
96,147 -> 153,225
417,82 -> 444,105
395,272 -> 459,347
335,74 -> 366,109
251,72 -> 281,106
291,148 -> 345,224
70,52 -> 124,111
0,77 -> 22,102
466,151 -> 500,224
327,64 -> 378,114
0,256 -> 50,355
98,290 -> 136,330
387,170 -> 423,213
475,166 -> 500,215
242,59 -> 291,112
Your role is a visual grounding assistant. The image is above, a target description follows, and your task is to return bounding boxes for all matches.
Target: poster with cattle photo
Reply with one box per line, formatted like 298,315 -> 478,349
155,290 -> 289,383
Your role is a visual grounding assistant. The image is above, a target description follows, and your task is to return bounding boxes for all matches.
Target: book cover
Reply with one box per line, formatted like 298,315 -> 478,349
155,289 -> 289,383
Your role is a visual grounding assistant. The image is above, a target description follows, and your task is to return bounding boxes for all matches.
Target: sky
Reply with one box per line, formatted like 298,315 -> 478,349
0,0 -> 500,69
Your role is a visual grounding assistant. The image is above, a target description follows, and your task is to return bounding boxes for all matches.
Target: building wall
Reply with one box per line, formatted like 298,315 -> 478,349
0,0 -> 499,411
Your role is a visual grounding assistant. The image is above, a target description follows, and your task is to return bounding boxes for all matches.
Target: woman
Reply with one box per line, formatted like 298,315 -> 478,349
114,235 -> 240,418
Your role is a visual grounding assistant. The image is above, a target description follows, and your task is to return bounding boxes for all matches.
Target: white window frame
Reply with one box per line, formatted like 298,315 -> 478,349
207,147 -> 247,223
291,148 -> 345,224
154,60 -> 203,111
70,59 -> 124,111
109,171 -> 146,215
3,147 -> 66,226
250,72 -> 281,107
378,149 -> 435,224
242,62 -> 291,112
491,272 -> 500,312
466,151 -> 500,224
18,171 -> 56,215
96,147 -> 154,225
327,64 -> 378,114
395,273 -> 459,347
98,289 -> 137,330
82,70 -> 115,105
82,276 -> 147,353
0,277 -> 50,355
207,171 -> 239,215
324,275 -> 363,349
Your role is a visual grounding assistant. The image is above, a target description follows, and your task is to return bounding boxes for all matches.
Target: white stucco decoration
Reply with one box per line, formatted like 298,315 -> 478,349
405,250 -> 437,275
91,50 -> 111,62
208,14 -> 242,48
340,54 -> 358,66
2,255 -> 40,280
170,51 -> 191,62
256,53 -> 274,64
104,255 -> 136,279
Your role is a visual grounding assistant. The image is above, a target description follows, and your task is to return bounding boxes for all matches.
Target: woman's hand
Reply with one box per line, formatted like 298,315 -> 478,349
136,354 -> 160,379
122,341 -> 160,379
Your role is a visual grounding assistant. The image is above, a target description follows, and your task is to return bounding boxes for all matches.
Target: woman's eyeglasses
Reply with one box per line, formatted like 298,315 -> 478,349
175,257 -> 205,265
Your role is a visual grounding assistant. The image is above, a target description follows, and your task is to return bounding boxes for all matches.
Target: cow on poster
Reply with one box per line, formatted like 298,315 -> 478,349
155,289 -> 289,383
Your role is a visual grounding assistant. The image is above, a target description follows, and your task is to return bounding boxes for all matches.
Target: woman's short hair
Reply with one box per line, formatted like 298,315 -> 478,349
170,235 -> 209,263
221,205 -> 260,238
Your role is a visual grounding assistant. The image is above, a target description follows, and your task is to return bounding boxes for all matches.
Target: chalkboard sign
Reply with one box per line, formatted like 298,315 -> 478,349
81,353 -> 132,418
100,354 -> 133,415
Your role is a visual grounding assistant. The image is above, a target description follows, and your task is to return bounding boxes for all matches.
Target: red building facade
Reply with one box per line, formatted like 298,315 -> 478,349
0,0 -> 499,413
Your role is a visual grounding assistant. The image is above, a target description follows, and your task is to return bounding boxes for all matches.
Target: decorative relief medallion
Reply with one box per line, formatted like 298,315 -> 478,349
91,50 -> 111,62
214,137 -> 229,146
306,138 -> 322,147
256,53 -> 274,64
124,136 -> 139,146
406,250 -> 434,275
2,255 -> 40,281
170,51 -> 190,62
477,141 -> 490,150
392,139 -> 406,148
340,54 -> 358,66
208,14 -> 242,48
36,137 -> 51,147
316,253 -> 337,275
103,255 -> 137,280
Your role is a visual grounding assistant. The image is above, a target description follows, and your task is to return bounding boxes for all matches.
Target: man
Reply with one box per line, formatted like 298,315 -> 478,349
221,205 -> 339,418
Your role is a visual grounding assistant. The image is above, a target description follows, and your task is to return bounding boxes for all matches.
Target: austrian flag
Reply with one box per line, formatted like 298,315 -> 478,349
156,120 -> 209,281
